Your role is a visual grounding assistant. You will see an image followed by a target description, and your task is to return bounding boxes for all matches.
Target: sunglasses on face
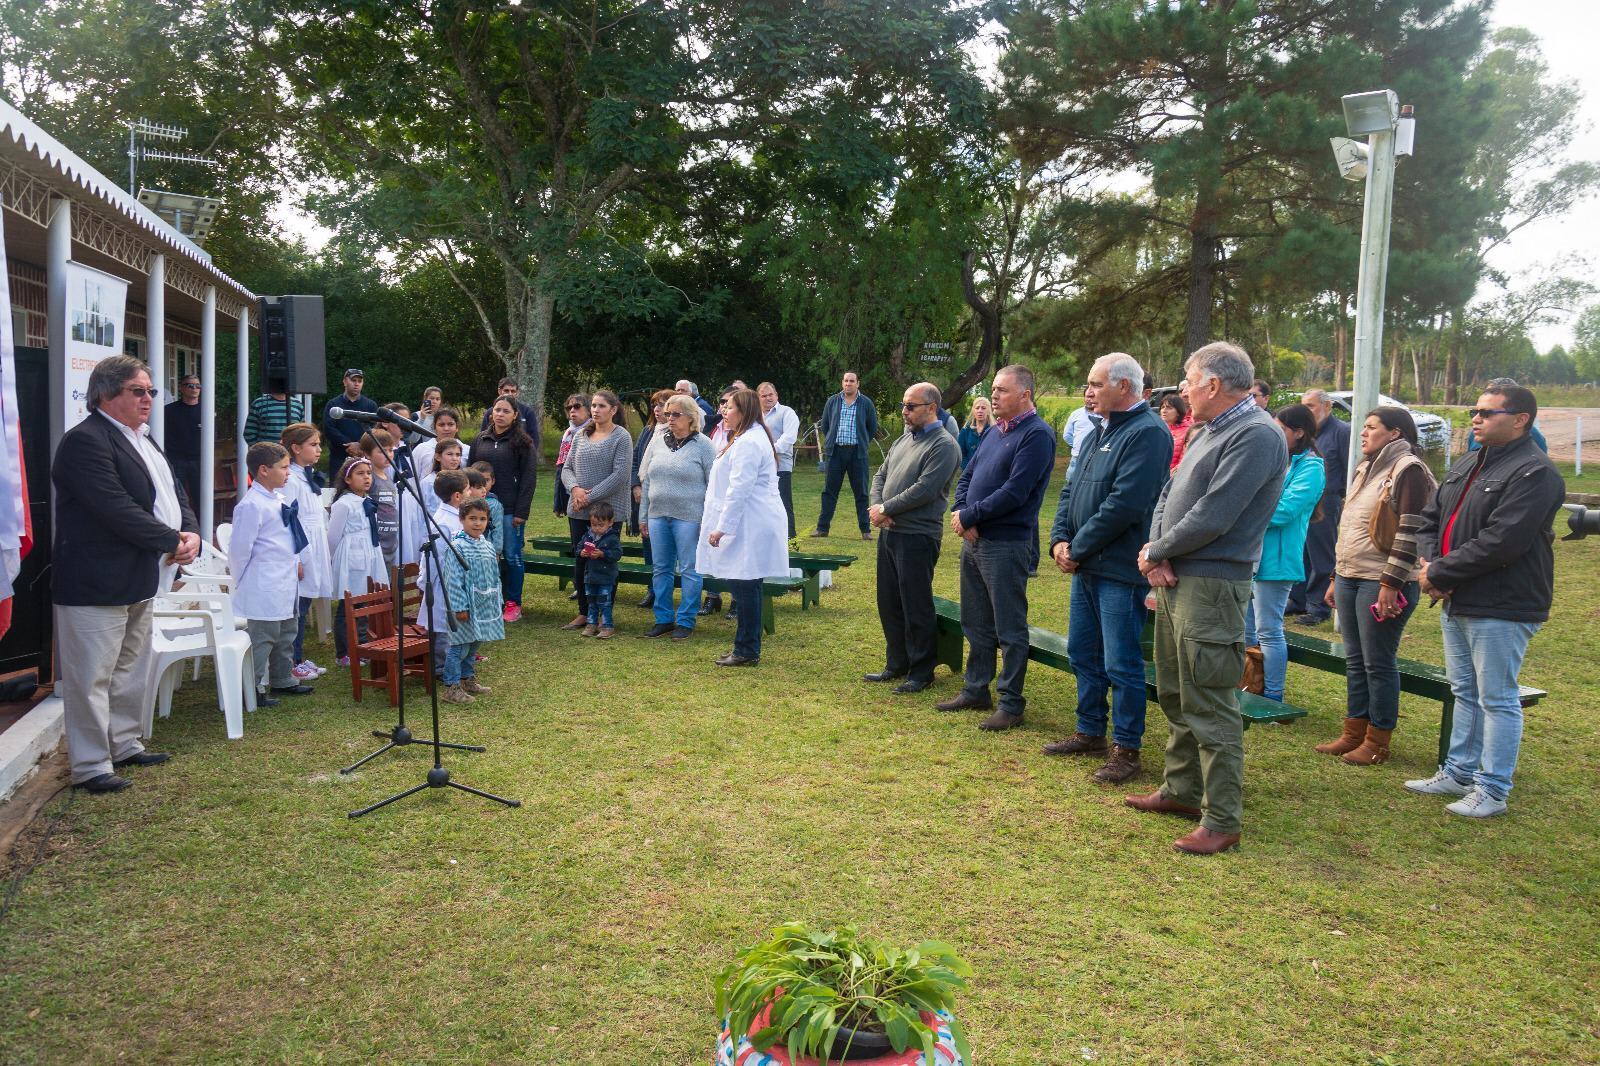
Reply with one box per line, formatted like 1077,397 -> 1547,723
1468,408 -> 1515,419
901,401 -> 934,410
123,386 -> 159,399
181,382 -> 201,389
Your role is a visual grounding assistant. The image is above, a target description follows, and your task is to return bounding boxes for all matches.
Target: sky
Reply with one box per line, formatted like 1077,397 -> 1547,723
270,1 -> 1600,350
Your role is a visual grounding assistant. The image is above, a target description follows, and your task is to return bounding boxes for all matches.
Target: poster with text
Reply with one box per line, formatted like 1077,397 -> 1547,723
64,260 -> 128,430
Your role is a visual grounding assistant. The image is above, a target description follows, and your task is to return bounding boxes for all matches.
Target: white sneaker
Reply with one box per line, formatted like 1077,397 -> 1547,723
291,662 -> 317,681
303,659 -> 328,677
1404,769 -> 1471,796
1446,788 -> 1507,818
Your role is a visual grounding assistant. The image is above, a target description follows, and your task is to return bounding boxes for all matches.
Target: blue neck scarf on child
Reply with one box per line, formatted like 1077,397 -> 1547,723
304,465 -> 325,493
361,497 -> 380,546
281,501 -> 310,553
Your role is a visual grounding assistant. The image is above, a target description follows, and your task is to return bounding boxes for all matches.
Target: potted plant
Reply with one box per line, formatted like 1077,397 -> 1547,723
714,922 -> 972,1065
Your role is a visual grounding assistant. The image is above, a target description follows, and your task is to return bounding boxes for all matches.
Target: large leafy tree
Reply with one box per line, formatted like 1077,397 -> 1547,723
247,0 -> 986,420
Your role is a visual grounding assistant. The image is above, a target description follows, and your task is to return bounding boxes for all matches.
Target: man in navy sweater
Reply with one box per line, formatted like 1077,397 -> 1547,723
1045,354 -> 1172,783
937,364 -> 1057,729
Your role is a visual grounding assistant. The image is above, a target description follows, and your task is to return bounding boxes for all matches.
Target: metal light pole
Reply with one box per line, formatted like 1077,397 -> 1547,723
1332,91 -> 1412,486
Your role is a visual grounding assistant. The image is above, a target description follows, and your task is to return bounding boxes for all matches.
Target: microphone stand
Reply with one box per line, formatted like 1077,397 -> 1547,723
345,437 -> 519,817
339,435 -> 485,774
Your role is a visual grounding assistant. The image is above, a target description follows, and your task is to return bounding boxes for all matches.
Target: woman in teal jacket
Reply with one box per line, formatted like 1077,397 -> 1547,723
1247,403 -> 1326,702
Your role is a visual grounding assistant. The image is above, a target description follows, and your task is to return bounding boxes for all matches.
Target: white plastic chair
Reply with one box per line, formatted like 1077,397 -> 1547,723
144,591 -> 255,741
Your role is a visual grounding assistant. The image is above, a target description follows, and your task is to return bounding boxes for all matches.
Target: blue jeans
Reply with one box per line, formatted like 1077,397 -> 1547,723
727,578 -> 762,659
1333,576 -> 1419,730
649,517 -> 702,630
501,519 -> 526,605
1441,608 -> 1539,800
443,641 -> 479,686
959,537 -> 1033,716
1246,580 -> 1294,702
1067,572 -> 1149,748
818,443 -> 870,534
585,581 -> 614,627
293,596 -> 312,662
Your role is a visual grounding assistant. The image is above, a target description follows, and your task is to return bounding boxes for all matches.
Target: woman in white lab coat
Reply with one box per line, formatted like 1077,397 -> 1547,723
697,388 -> 790,667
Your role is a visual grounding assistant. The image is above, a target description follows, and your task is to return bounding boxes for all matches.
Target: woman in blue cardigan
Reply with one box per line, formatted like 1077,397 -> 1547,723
1247,403 -> 1326,703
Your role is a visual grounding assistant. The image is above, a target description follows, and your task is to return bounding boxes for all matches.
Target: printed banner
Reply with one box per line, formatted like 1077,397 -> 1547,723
0,192 -> 26,606
63,259 -> 128,430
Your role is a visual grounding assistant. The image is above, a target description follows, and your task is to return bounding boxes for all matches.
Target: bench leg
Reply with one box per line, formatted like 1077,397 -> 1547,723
804,573 -> 818,609
762,595 -> 775,636
935,622 -> 963,676
1437,694 -> 1454,769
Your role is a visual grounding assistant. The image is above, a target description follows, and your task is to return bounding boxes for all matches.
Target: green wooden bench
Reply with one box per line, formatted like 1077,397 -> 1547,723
521,553 -> 802,635
931,596 -> 1308,728
526,534 -> 855,608
1282,629 -> 1547,765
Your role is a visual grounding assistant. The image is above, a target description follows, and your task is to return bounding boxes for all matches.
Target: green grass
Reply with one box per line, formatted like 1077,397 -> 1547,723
3,466 -> 1598,1064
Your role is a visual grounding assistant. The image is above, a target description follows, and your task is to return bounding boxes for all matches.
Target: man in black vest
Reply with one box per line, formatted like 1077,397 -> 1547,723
53,356 -> 200,794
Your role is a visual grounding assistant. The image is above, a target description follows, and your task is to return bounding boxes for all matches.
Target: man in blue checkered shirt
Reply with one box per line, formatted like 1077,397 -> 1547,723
811,370 -> 881,541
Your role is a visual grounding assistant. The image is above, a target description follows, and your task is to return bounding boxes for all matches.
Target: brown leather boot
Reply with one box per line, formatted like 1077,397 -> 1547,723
1314,717 -> 1367,756
1091,746 -> 1141,785
1342,726 -> 1393,765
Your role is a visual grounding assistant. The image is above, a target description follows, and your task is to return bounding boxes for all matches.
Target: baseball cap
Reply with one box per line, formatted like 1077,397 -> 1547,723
343,367 -> 365,378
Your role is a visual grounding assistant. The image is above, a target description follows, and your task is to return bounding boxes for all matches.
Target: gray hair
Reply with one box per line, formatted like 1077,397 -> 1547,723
662,392 -> 704,433
1302,388 -> 1328,406
996,363 -> 1036,398
1096,352 -> 1144,395
86,355 -> 151,410
676,379 -> 700,398
1185,342 -> 1254,393
910,381 -> 942,405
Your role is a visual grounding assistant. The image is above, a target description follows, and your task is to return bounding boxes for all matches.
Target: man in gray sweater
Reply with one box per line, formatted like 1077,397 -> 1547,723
865,382 -> 961,693
1130,342 -> 1287,855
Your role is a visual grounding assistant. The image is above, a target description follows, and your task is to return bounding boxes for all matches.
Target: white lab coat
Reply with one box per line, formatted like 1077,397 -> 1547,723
285,465 -> 334,599
229,482 -> 304,622
696,430 -> 790,581
417,502 -> 464,632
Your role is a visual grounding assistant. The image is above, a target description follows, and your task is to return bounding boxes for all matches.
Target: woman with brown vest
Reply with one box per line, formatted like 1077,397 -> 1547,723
1315,407 -> 1437,765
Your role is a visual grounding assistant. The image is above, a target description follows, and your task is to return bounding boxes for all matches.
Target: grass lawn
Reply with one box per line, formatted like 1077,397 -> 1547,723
2,464 -> 1598,1064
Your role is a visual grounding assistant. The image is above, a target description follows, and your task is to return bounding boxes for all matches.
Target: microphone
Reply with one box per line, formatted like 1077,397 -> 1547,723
329,406 -> 436,440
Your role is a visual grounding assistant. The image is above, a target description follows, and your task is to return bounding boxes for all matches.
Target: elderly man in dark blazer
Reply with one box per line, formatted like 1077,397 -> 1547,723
53,355 -> 200,794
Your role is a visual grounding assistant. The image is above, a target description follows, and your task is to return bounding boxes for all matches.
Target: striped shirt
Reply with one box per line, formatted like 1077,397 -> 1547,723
244,395 -> 307,445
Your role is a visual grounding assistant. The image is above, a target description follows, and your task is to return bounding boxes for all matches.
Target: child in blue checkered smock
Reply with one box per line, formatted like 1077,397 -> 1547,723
439,499 -> 504,704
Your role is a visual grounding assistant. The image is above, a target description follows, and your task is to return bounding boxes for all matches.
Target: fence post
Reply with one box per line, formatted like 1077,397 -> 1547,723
1577,415 -> 1584,477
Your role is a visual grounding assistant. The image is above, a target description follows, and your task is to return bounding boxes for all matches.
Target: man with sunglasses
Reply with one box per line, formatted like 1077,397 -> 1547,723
865,383 -> 960,694
163,374 -> 205,507
1407,384 -> 1564,818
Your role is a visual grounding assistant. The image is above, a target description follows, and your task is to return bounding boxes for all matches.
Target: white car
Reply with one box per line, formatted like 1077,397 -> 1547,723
1325,391 -> 1450,448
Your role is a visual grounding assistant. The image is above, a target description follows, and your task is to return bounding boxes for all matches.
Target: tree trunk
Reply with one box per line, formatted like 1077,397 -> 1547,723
510,279 -> 555,453
1183,221 -> 1219,357
944,251 -> 1002,407
1444,308 -> 1463,405
888,338 -> 908,385
1333,297 -> 1348,390
1388,336 -> 1403,397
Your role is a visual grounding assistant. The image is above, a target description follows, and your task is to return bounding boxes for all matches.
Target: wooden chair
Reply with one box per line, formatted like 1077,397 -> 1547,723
341,586 -> 434,706
367,563 -> 428,641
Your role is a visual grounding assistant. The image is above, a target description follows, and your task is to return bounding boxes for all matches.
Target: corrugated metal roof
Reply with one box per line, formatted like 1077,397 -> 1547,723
0,97 -> 255,301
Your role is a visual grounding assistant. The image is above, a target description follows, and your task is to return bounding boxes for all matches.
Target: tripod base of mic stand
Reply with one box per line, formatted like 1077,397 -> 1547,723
348,765 -> 521,819
339,725 -> 487,775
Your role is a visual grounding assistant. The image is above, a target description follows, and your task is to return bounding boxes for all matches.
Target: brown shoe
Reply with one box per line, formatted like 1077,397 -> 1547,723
1042,732 -> 1107,757
1124,790 -> 1202,820
1173,825 -> 1241,855
977,709 -> 1023,731
596,626 -> 615,640
461,678 -> 492,696
581,623 -> 597,637
1341,725 -> 1393,765
1091,746 -> 1141,785
935,691 -> 992,713
1314,717 -> 1367,756
561,615 -> 587,630
440,684 -> 475,705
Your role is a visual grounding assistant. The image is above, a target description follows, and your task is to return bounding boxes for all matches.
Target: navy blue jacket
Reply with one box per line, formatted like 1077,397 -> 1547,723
1049,402 -> 1172,585
952,410 -> 1056,542
321,393 -> 379,473
578,524 -> 624,584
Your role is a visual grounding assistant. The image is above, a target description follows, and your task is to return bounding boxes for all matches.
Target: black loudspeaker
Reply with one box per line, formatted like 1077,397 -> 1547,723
259,295 -> 327,394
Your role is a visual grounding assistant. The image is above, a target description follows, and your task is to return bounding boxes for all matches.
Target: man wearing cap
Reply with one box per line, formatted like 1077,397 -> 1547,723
321,368 -> 379,478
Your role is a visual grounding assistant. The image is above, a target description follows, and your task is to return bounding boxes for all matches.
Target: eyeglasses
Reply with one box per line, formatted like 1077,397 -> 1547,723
901,401 -> 935,410
1468,408 -> 1516,419
665,411 -> 688,419
566,404 -> 584,411
181,382 -> 201,390
122,386 -> 159,399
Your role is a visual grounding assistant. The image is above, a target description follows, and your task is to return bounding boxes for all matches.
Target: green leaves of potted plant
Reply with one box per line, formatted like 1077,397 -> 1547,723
714,922 -> 972,1065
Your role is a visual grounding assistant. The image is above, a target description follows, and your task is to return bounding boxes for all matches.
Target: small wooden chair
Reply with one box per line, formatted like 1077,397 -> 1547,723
341,587 -> 434,706
368,563 -> 429,641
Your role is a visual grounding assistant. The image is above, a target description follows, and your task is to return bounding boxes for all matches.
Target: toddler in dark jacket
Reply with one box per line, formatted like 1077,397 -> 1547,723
578,501 -> 623,636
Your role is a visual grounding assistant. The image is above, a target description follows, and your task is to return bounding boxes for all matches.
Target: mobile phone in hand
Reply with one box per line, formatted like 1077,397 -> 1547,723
1370,591 -> 1409,622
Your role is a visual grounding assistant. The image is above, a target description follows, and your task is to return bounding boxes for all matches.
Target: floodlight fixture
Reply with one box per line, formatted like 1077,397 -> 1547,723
1395,104 -> 1416,157
138,187 -> 223,244
1341,90 -> 1399,136
1330,137 -> 1369,182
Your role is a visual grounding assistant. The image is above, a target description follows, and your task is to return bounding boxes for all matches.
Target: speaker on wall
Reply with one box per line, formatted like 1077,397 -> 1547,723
259,294 -> 327,394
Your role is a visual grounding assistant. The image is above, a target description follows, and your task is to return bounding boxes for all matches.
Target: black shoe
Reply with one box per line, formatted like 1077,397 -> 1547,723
978,709 -> 1025,731
808,528 -> 828,538
642,622 -> 674,638
256,695 -> 281,707
893,679 -> 931,694
269,684 -> 315,696
74,773 -> 131,794
1293,612 -> 1330,626
935,691 -> 993,712
112,751 -> 171,769
863,670 -> 907,683
637,595 -> 655,609
671,626 -> 694,641
714,653 -> 760,667
699,598 -> 721,616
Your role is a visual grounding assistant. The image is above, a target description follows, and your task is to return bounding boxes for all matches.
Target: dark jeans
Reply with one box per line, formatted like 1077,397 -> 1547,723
333,601 -> 370,659
502,520 -> 527,605
1067,572 -> 1149,749
1291,502 -> 1341,617
1334,575 -> 1419,730
727,578 -> 763,659
958,537 -> 1033,716
172,459 -> 202,517
553,465 -> 570,514
293,596 -> 313,662
568,517 -> 617,614
876,532 -> 941,683
818,443 -> 870,534
777,470 -> 796,539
